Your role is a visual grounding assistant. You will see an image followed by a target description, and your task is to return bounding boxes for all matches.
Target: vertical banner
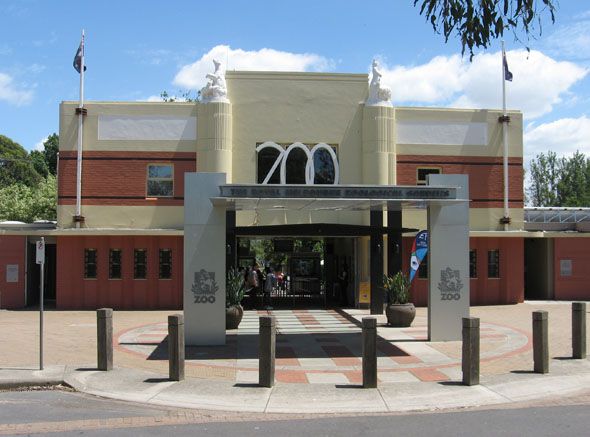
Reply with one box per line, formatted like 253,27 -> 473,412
409,230 -> 428,282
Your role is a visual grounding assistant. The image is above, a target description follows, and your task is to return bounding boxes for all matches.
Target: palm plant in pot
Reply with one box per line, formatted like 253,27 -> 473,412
382,272 -> 416,327
226,267 -> 246,329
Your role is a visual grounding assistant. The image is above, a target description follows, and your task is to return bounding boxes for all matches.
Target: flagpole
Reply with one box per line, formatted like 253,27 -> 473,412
75,30 -> 85,227
501,41 -> 510,228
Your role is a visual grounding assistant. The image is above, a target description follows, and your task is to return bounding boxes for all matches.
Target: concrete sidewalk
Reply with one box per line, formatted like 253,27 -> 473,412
1,301 -> 588,413
1,358 -> 590,413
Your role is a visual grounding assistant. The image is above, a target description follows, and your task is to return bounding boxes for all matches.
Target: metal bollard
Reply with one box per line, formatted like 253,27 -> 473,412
533,310 -> 549,374
259,315 -> 276,388
168,314 -> 185,381
572,302 -> 587,359
362,317 -> 377,388
97,308 -> 113,371
462,317 -> 480,386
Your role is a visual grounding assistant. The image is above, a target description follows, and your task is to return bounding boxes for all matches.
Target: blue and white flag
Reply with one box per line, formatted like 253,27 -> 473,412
409,230 -> 428,283
73,34 -> 86,73
503,49 -> 513,82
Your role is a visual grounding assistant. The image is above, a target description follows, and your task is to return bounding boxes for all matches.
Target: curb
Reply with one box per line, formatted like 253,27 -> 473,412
0,379 -> 66,390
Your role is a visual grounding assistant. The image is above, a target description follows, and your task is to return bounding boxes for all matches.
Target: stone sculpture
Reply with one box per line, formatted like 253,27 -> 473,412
366,59 -> 392,107
200,59 -> 229,103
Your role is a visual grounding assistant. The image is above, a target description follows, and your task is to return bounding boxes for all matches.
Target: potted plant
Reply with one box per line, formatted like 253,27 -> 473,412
226,267 -> 246,329
382,272 -> 416,327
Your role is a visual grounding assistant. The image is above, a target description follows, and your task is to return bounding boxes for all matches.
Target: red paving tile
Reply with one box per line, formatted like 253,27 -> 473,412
391,355 -> 422,364
343,371 -> 363,384
276,371 -> 308,383
314,337 -> 340,342
276,346 -> 300,367
321,345 -> 361,367
410,368 -> 449,382
377,341 -> 411,357
332,357 -> 361,366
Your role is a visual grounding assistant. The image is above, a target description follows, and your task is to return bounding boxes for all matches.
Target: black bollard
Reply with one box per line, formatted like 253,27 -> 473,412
362,317 -> 378,388
97,308 -> 113,371
462,317 -> 480,386
259,315 -> 276,388
168,314 -> 185,381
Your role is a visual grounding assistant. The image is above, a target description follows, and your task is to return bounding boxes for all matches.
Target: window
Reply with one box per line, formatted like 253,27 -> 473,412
418,254 -> 428,279
134,249 -> 147,279
159,249 -> 172,279
469,250 -> 477,278
416,167 -> 441,185
84,249 -> 97,279
147,164 -> 173,197
488,250 -> 500,278
109,249 -> 122,279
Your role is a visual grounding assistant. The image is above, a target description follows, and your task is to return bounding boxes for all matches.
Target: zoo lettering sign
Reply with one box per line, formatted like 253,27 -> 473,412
192,269 -> 218,303
437,267 -> 464,301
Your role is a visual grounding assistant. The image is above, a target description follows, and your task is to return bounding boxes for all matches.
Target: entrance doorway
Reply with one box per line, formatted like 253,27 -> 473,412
236,237 -> 356,309
26,241 -> 56,307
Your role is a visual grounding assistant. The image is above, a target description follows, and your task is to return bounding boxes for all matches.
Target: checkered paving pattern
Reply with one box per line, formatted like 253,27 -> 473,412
117,309 -> 530,384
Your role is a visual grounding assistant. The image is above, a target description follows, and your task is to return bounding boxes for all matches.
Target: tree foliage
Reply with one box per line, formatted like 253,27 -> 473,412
0,134 -> 43,187
41,133 -> 59,176
0,174 -> 57,222
528,151 -> 590,207
414,0 -> 557,59
159,90 -> 199,102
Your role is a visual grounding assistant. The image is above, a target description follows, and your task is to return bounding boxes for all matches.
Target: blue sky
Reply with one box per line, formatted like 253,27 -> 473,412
0,0 -> 589,162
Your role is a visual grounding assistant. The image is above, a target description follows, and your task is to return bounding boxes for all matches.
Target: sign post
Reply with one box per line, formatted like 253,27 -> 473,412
36,238 -> 45,370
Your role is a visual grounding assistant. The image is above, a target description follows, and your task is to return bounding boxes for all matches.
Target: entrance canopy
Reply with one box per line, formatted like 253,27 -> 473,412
211,184 -> 465,211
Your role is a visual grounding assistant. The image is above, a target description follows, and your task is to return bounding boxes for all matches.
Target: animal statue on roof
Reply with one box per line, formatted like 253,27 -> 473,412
200,59 -> 229,103
367,59 -> 392,106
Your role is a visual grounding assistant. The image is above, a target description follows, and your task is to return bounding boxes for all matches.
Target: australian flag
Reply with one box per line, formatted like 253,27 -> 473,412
503,50 -> 513,82
73,37 -> 86,73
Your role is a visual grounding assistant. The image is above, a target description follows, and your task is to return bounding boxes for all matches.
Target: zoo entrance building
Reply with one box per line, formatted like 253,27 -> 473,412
0,60 -> 589,311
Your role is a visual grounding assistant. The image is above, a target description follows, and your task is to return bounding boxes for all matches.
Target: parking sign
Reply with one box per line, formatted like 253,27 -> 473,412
36,239 -> 45,264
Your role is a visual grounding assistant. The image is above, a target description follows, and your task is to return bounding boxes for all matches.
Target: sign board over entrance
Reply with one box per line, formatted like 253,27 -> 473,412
220,185 -> 456,200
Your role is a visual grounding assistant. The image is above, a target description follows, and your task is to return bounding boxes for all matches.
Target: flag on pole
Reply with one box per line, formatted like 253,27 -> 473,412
503,49 -> 513,82
409,230 -> 428,283
73,35 -> 86,73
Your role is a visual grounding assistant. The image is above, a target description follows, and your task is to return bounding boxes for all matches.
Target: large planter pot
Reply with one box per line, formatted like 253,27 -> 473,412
385,303 -> 416,327
226,304 -> 244,330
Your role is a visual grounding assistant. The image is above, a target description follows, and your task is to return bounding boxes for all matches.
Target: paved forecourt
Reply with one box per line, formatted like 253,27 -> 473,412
118,308 -> 529,384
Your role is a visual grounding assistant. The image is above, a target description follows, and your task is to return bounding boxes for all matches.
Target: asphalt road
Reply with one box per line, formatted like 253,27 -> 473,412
0,389 -> 589,436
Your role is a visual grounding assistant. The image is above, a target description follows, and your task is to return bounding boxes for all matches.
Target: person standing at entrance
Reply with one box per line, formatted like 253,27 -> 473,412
338,263 -> 349,306
264,267 -> 276,309
246,265 -> 259,309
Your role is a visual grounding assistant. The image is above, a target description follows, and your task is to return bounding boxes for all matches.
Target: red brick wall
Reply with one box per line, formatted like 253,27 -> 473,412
553,238 -> 590,300
56,236 -> 183,309
396,155 -> 524,208
402,236 -> 524,306
0,236 -> 26,309
58,151 -> 196,206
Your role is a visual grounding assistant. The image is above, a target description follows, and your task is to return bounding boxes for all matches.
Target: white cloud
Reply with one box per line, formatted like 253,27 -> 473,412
0,72 -> 33,105
379,50 -> 587,119
33,136 -> 48,151
173,45 -> 333,89
544,12 -> 590,61
524,116 -> 590,161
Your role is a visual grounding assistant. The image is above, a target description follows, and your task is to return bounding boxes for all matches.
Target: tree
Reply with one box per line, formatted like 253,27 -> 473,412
527,151 -> 590,207
414,0 -> 557,59
556,151 -> 590,207
29,150 -> 49,178
159,90 -> 199,102
41,133 -> 59,176
0,134 -> 43,187
0,174 -> 56,222
528,150 -> 559,207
